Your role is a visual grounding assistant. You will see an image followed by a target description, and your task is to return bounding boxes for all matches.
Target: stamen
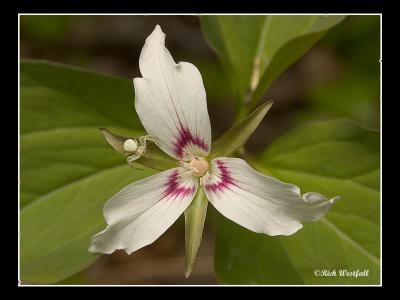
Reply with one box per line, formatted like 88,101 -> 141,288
185,155 -> 209,177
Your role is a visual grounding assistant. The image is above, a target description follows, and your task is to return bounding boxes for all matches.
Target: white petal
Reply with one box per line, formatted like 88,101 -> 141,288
203,157 -> 338,236
89,168 -> 198,254
134,25 -> 212,160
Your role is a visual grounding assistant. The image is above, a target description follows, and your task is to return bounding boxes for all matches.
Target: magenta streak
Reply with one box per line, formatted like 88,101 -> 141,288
162,170 -> 195,199
205,160 -> 236,193
173,124 -> 208,158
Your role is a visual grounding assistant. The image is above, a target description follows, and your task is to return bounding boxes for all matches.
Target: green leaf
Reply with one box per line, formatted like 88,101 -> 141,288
201,15 -> 346,109
209,100 -> 273,159
307,63 -> 380,129
215,119 -> 380,284
184,188 -> 208,278
20,60 -> 161,283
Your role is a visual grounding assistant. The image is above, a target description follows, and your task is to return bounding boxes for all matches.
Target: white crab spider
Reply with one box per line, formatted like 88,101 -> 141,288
124,135 -> 156,166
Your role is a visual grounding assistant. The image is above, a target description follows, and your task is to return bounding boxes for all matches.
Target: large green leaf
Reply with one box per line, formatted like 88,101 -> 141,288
20,61 -> 164,283
215,119 -> 380,284
201,15 -> 346,111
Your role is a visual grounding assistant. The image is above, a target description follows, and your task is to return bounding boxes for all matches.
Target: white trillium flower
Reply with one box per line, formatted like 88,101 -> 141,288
89,25 -> 339,262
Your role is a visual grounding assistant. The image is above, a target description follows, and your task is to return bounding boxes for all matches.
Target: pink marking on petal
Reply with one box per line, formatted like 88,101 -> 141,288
163,170 -> 196,199
205,160 -> 236,193
173,124 -> 208,158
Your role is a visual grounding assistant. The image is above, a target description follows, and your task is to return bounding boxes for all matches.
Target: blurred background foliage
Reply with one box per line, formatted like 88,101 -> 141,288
20,15 -> 380,284
20,15 -> 380,151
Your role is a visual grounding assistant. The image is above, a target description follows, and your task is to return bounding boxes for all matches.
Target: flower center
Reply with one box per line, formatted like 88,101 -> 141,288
188,156 -> 209,177
180,153 -> 209,177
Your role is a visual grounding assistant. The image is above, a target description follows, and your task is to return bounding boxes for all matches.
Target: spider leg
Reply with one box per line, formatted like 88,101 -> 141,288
127,152 -> 142,166
139,135 -> 158,148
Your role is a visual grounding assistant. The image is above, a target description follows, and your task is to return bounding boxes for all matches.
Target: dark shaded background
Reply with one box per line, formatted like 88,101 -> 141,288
20,15 -> 380,284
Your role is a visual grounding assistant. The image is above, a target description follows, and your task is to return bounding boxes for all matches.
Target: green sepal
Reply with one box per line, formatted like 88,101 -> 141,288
209,100 -> 273,159
184,188 -> 208,278
100,128 -> 177,171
